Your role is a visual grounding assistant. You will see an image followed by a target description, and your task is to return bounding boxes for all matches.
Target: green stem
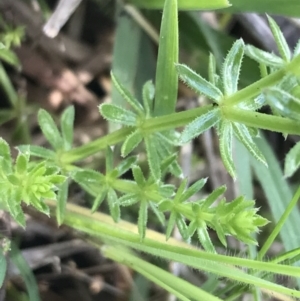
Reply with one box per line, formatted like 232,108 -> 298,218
102,245 -> 222,301
46,201 -> 300,298
225,54 -> 300,106
222,107 -> 300,134
62,102 -> 300,164
258,185 -> 300,260
61,105 -> 212,164
112,179 -> 213,222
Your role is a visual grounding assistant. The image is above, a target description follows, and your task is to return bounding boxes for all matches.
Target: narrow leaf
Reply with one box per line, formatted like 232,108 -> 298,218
8,189 -> 26,227
294,40 -> 300,57
145,136 -> 161,180
15,154 -> 28,174
61,106 -> 75,150
132,165 -> 145,186
111,72 -> 144,114
264,88 -> 300,120
222,39 -> 244,96
232,123 -> 267,166
119,193 -> 139,207
149,202 -> 165,226
180,108 -> 220,144
176,64 -> 223,102
91,188 -> 108,212
214,222 -> 227,247
18,145 -> 56,159
181,178 -> 207,202
138,201 -> 148,240
176,215 -> 189,241
72,169 -> 105,184
107,188 -> 120,222
245,45 -> 284,67
197,226 -> 216,253
0,138 -> 12,173
201,185 -> 226,209
219,121 -> 235,179
154,0 -> 178,116
208,53 -> 217,85
0,48 -> 20,66
100,104 -> 137,126
0,251 -> 6,288
142,80 -> 155,117
116,156 -> 137,177
166,212 -> 177,240
56,180 -> 68,225
106,146 -> 114,172
121,130 -> 143,157
267,15 -> 291,62
38,109 -> 63,150
284,142 -> 300,177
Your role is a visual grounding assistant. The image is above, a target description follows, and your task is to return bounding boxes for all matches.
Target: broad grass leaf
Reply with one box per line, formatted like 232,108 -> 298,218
180,108 -> 220,144
100,104 -> 137,126
222,39 -> 244,96
267,15 -> 291,62
245,45 -> 284,67
233,123 -> 267,166
128,0 -> 230,10
121,130 -> 143,157
61,106 -> 75,150
176,64 -> 223,103
38,109 -> 63,150
219,121 -> 235,179
284,141 -> 300,177
154,0 -> 178,116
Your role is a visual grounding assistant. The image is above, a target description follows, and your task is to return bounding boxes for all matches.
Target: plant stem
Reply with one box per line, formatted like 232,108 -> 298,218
225,54 -> 300,106
61,105 -> 212,164
45,200 -> 300,298
63,102 -> 300,164
112,179 -> 213,222
222,107 -> 300,134
102,245 -> 222,301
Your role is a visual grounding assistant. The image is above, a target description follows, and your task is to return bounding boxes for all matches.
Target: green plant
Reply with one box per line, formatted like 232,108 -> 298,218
1,0 -> 300,300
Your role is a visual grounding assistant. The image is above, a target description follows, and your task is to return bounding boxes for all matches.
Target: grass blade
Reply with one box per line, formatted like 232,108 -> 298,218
154,0 -> 178,116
